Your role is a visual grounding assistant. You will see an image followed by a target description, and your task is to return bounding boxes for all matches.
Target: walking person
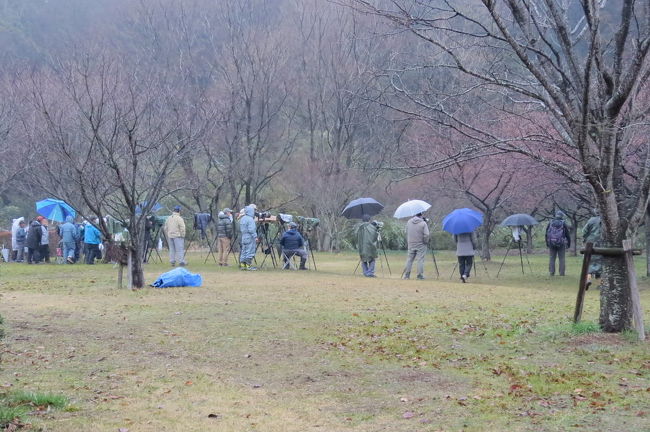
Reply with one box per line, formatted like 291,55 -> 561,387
455,231 -> 477,283
545,210 -> 571,276
582,210 -> 602,289
402,213 -> 430,280
217,208 -> 234,266
357,214 -> 379,277
84,217 -> 102,264
59,216 -> 79,264
239,205 -> 258,271
164,205 -> 186,267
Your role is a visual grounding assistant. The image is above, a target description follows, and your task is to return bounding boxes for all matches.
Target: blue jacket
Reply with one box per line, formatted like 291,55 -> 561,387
59,216 -> 79,243
239,206 -> 257,243
280,229 -> 304,251
84,224 -> 102,244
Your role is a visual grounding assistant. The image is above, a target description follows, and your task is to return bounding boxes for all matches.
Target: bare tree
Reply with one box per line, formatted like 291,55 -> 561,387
26,53 -> 203,288
351,0 -> 650,332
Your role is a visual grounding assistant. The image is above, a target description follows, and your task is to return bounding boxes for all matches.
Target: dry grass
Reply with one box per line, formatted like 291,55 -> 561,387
0,251 -> 648,431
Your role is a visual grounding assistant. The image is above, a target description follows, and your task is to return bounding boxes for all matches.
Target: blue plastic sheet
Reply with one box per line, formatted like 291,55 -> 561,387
152,267 -> 202,288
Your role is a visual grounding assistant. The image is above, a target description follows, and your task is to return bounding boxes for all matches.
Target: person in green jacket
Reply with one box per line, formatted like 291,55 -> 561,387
582,211 -> 602,289
357,214 -> 379,277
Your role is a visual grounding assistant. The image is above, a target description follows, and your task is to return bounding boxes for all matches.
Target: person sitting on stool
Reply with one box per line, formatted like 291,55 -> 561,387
280,222 -> 308,270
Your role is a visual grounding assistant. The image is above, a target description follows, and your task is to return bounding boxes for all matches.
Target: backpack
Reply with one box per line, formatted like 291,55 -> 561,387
547,220 -> 566,248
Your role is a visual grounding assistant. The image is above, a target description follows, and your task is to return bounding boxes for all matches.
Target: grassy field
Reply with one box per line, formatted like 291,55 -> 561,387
1,250 -> 649,432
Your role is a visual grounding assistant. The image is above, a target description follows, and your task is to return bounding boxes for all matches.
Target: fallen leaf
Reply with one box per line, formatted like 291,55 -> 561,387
207,413 -> 220,419
185,381 -> 193,386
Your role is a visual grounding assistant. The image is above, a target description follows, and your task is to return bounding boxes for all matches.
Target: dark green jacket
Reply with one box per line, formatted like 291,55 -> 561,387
357,222 -> 378,261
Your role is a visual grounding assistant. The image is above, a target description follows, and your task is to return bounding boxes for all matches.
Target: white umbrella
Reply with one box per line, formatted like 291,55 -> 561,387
393,200 -> 431,219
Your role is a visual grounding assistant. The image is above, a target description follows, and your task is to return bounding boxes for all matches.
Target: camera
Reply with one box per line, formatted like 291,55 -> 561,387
278,213 -> 293,224
256,211 -> 272,220
372,220 -> 384,229
296,216 -> 320,231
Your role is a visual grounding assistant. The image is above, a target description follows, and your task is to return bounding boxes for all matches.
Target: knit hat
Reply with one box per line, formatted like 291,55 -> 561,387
173,205 -> 181,212
288,222 -> 298,228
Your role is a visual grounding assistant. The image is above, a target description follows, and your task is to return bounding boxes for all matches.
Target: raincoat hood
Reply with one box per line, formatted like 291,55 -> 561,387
245,206 -> 255,217
65,216 -> 74,223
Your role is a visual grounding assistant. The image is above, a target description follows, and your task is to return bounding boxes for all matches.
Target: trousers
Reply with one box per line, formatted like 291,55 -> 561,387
403,244 -> 426,278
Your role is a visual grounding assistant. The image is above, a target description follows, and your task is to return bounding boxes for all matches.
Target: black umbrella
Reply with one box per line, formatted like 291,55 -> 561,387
341,197 -> 384,219
500,213 -> 539,226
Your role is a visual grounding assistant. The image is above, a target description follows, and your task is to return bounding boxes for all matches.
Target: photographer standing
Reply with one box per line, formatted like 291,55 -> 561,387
164,206 -> 186,267
217,208 -> 234,266
239,205 -> 258,271
402,213 -> 429,280
357,214 -> 379,277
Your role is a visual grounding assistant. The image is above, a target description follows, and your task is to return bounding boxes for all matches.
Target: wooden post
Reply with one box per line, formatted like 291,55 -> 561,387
127,249 -> 133,291
622,240 -> 645,340
574,242 -> 593,323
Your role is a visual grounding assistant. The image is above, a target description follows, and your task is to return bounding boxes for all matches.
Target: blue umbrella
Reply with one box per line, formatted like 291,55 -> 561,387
35,198 -> 76,222
341,197 -> 384,219
442,208 -> 483,234
135,201 -> 163,215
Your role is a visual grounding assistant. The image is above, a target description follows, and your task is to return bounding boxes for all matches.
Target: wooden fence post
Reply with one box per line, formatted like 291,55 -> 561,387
574,242 -> 593,323
622,239 -> 645,340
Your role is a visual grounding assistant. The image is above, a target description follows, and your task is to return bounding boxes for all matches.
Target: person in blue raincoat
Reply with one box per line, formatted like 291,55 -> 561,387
59,216 -> 79,264
239,205 -> 258,271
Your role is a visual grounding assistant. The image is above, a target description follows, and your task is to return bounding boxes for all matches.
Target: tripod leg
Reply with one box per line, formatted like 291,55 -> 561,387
481,258 -> 490,278
380,241 -> 391,275
430,249 -> 440,278
517,241 -> 525,274
449,262 -> 457,280
354,259 -> 361,275
496,239 -> 513,278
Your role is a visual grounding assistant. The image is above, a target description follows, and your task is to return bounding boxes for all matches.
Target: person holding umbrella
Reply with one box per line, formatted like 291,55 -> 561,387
403,212 -> 430,280
455,232 -> 477,282
357,214 -> 379,277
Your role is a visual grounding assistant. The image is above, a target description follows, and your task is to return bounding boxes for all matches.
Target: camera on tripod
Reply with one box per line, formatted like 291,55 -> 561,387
372,220 -> 384,230
255,211 -> 272,220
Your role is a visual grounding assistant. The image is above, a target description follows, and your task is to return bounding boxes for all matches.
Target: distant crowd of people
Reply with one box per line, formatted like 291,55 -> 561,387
8,215 -> 103,265
6,205 -> 603,285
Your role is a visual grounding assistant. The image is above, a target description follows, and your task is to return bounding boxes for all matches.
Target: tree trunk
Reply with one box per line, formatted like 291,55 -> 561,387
131,248 -> 145,289
480,226 -> 491,261
646,209 -> 650,277
599,253 -> 632,332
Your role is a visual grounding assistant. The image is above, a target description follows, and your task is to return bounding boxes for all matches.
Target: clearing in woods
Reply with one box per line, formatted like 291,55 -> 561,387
0,251 -> 648,431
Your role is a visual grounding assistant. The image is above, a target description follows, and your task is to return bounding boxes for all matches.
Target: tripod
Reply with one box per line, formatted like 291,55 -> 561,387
449,256 -> 490,279
256,219 -> 279,269
496,238 -> 532,277
144,224 -> 164,263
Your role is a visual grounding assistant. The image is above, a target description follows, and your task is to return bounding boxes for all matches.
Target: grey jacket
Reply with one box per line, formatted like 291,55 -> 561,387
406,216 -> 430,248
454,232 -> 476,256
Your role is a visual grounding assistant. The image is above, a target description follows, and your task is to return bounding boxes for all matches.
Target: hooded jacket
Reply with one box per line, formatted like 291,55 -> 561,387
217,212 -> 234,239
239,206 -> 257,243
165,211 -> 186,239
26,221 -> 42,249
280,229 -> 304,251
59,216 -> 79,243
406,216 -> 430,248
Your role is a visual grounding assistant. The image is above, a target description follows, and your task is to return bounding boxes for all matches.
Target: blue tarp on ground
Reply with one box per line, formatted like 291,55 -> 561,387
151,267 -> 202,288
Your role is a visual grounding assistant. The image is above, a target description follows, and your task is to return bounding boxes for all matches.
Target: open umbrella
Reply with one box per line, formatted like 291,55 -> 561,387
500,213 -> 539,226
393,199 -> 431,219
442,208 -> 483,234
136,201 -> 163,215
35,198 -> 76,222
341,197 -> 384,219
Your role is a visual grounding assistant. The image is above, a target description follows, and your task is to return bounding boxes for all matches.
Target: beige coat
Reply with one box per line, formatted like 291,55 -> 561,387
165,212 -> 186,239
406,216 -> 430,248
